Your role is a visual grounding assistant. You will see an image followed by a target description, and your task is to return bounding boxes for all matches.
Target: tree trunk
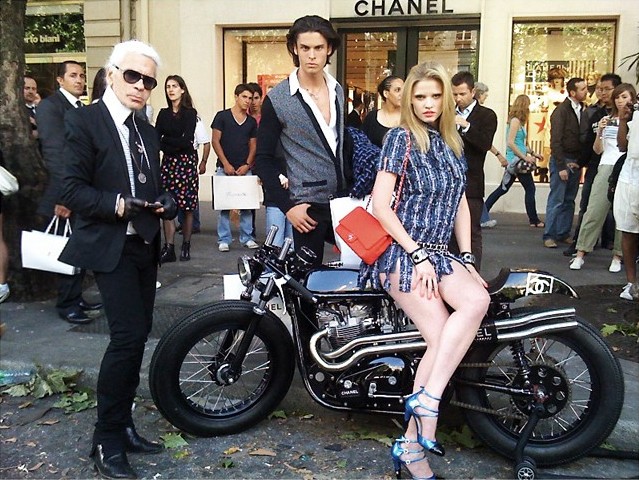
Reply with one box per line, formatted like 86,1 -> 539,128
1,0 -> 57,300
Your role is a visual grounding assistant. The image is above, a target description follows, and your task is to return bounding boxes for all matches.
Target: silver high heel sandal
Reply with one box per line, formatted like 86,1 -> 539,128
403,387 -> 445,456
391,436 -> 436,479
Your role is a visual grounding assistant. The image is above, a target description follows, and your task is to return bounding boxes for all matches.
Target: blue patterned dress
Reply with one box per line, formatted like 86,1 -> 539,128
359,127 -> 467,293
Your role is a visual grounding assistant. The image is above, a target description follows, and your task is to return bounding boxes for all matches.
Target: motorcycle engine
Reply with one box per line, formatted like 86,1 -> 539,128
316,299 -> 393,349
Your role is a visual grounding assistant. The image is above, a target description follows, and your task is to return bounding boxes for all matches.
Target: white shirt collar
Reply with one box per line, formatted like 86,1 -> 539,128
59,87 -> 82,107
288,68 -> 338,96
457,99 -> 477,117
102,86 -> 133,126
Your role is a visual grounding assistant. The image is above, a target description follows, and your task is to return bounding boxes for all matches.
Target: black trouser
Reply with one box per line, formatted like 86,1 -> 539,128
292,203 -> 335,265
92,235 -> 158,453
450,197 -> 483,272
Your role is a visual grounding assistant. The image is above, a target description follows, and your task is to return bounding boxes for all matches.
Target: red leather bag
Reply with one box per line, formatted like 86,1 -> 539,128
335,206 -> 392,265
335,130 -> 411,265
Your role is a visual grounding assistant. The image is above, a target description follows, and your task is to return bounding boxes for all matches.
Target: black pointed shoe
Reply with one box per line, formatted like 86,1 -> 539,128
124,427 -> 163,454
78,299 -> 103,311
91,444 -> 137,479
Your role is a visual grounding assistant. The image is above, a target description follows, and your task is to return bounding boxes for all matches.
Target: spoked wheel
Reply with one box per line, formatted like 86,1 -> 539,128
149,301 -> 295,436
457,316 -> 624,466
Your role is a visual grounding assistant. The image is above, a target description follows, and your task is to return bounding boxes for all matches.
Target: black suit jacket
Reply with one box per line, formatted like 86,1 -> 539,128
36,90 -> 76,216
59,101 -> 162,272
459,104 -> 497,199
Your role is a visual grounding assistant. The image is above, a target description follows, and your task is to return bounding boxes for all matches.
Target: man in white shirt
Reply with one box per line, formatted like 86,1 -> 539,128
36,60 -> 103,324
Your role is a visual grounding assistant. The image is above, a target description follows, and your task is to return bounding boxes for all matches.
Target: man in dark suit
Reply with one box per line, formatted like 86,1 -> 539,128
23,75 -> 39,138
60,40 -> 176,479
36,61 -> 102,324
451,71 -> 497,271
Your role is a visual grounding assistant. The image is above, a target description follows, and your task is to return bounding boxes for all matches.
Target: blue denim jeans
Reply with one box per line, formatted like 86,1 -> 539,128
265,206 -> 293,248
216,169 -> 255,245
543,157 -> 580,241
485,170 -> 540,224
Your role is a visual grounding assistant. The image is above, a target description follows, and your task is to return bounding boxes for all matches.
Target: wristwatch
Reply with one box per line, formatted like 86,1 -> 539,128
410,247 -> 431,265
460,251 -> 476,266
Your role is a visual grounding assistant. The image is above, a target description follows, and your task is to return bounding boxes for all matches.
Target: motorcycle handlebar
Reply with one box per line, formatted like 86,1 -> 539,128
284,275 -> 317,304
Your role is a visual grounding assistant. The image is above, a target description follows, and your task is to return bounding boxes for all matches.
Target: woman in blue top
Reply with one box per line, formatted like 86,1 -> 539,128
484,94 -> 544,227
360,63 -> 489,480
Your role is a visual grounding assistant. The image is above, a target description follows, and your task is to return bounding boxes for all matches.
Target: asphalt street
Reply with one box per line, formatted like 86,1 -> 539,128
0,205 -> 637,479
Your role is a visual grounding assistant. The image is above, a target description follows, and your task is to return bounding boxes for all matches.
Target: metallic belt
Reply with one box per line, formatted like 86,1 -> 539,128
418,242 -> 449,253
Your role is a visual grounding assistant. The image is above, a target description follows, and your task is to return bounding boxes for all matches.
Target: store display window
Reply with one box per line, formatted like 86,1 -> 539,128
509,21 -> 616,182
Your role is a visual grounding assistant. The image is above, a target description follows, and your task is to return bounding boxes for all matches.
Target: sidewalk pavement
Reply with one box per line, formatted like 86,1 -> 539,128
1,205 -> 637,478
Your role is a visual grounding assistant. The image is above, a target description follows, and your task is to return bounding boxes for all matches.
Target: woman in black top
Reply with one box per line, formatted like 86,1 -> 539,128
155,75 -> 197,261
362,75 -> 404,147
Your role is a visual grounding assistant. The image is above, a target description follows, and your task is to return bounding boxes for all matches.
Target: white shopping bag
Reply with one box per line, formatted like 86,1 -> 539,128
329,195 -> 371,268
21,216 -> 80,275
213,175 -> 262,210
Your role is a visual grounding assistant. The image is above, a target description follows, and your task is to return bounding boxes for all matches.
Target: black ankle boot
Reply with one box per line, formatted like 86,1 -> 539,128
160,243 -> 176,263
180,241 -> 191,261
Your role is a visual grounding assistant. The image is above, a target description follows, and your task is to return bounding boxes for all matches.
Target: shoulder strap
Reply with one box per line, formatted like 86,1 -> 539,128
366,128 -> 411,212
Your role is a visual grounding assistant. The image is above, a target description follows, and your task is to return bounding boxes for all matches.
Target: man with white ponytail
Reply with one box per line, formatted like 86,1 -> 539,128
60,39 -> 176,479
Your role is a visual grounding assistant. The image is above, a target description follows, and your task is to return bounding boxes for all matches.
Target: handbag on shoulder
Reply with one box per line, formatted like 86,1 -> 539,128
335,130 -> 411,266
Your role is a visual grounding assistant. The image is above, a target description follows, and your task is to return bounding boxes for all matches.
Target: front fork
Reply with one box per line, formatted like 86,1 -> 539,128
225,238 -> 293,380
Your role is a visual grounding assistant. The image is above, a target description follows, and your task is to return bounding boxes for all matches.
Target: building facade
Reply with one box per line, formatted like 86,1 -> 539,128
26,0 -> 639,213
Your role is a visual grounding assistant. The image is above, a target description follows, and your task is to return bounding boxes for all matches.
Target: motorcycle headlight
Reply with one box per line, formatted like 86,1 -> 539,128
238,256 -> 253,286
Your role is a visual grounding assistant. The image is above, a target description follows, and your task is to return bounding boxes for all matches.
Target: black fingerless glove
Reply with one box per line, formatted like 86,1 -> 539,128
155,192 -> 177,220
121,195 -> 147,220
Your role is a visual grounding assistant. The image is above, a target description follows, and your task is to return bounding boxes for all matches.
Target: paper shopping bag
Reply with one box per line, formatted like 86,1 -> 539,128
21,216 -> 80,275
212,175 -> 262,210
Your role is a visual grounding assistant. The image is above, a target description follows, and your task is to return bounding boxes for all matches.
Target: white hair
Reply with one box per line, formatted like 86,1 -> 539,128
105,40 -> 161,72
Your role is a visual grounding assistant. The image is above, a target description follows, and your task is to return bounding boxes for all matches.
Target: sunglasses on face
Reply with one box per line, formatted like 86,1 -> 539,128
113,65 -> 157,90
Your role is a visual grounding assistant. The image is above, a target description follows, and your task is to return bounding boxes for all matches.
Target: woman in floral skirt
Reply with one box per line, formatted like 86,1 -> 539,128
155,75 -> 198,261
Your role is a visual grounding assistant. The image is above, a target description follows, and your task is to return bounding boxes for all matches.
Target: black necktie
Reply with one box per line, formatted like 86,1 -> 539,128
75,100 -> 83,108
124,114 -> 159,242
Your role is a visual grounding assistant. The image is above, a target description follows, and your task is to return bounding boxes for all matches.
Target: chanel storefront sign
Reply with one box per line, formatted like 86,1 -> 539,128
354,0 -> 454,16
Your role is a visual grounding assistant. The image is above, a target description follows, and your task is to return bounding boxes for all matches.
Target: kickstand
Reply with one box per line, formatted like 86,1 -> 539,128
513,403 -> 544,480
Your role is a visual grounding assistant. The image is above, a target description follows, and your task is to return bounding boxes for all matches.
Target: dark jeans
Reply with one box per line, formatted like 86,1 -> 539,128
485,170 -> 540,224
544,157 -> 580,241
93,236 -> 157,452
292,203 -> 335,266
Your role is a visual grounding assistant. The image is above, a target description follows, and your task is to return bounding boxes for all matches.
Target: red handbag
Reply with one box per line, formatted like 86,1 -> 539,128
335,206 -> 392,265
335,131 -> 411,265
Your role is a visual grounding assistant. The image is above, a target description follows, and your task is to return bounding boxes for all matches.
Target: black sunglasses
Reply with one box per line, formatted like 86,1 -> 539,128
113,65 -> 157,90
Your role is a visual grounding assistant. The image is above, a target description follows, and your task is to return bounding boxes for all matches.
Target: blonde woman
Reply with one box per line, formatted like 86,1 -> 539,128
360,63 -> 489,479
484,94 -> 544,227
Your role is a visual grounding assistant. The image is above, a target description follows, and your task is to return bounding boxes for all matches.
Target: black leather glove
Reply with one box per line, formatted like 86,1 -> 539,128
154,192 -> 177,220
119,195 -> 147,220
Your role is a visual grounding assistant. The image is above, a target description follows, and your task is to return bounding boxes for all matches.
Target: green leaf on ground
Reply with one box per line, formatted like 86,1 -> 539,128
161,432 -> 189,449
336,459 -> 347,468
219,458 -> 235,468
601,324 -> 621,336
268,409 -> 287,420
173,449 -> 190,459
53,391 -> 97,413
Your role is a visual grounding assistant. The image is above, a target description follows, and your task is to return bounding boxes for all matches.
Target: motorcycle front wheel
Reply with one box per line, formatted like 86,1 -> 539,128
457,316 -> 624,467
149,300 -> 295,436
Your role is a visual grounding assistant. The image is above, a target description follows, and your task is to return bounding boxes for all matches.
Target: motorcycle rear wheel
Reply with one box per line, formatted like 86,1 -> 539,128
457,316 -> 624,467
149,300 -> 295,436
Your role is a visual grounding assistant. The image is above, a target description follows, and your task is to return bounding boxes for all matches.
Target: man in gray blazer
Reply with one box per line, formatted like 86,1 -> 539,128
36,60 -> 102,324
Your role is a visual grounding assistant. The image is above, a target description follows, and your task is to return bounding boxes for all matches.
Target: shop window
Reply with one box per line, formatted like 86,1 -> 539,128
223,28 -> 289,108
417,28 -> 478,76
509,21 -> 616,182
25,2 -> 86,99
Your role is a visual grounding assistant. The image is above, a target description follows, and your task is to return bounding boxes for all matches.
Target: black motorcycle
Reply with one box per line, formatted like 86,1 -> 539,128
150,227 -> 624,479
